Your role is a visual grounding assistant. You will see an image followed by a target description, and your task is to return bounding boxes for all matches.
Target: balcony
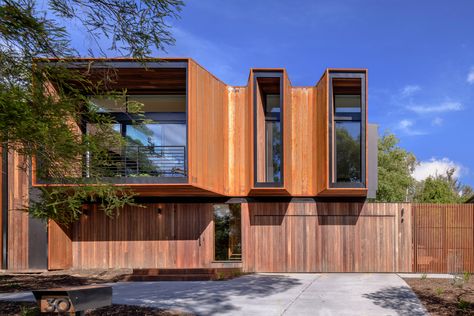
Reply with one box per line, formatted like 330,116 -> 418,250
87,145 -> 186,183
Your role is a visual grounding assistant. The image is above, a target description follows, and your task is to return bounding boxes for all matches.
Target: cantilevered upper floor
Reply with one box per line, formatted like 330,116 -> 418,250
33,58 -> 375,197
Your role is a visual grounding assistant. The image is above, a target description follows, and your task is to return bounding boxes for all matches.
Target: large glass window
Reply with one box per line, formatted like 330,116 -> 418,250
254,73 -> 283,186
89,95 -> 185,114
89,95 -> 127,113
214,204 -> 242,261
330,74 -> 366,187
335,121 -> 361,182
126,124 -> 186,147
85,94 -> 187,178
127,95 -> 185,112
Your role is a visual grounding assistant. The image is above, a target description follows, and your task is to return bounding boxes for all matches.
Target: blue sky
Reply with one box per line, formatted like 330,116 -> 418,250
63,0 -> 474,186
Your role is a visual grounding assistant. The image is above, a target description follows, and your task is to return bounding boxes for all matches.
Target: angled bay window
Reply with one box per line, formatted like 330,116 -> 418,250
329,72 -> 366,188
254,72 -> 283,187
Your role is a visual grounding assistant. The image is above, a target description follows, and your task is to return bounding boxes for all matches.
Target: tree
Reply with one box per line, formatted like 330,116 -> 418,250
0,0 -> 184,224
376,132 -> 416,202
414,176 -> 459,203
414,169 -> 473,203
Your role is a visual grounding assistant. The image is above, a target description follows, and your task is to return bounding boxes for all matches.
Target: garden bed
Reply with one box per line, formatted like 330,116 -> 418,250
0,269 -> 131,293
404,275 -> 474,315
0,301 -> 191,315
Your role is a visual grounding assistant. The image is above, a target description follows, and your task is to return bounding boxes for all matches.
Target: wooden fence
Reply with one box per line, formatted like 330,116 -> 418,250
413,203 -> 474,273
242,202 -> 413,272
7,201 -> 474,272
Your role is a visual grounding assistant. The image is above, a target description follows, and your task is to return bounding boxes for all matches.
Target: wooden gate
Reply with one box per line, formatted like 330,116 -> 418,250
242,202 -> 413,272
414,204 -> 474,273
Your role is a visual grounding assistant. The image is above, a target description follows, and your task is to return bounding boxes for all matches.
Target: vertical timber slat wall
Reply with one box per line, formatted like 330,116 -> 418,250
70,204 -> 214,269
242,202 -> 413,272
187,60 -> 228,195
283,71 -> 293,192
290,87 -> 315,195
7,151 -> 29,270
48,221 -> 72,270
44,202 -> 474,272
314,71 -> 328,195
226,86 -> 251,196
414,203 -> 474,273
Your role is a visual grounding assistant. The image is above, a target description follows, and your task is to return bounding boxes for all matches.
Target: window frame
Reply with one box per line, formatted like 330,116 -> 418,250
328,72 -> 366,188
253,71 -> 284,188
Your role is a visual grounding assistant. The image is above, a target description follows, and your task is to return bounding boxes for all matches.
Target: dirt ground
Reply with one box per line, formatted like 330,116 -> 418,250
0,269 -> 131,293
0,270 -> 194,315
404,276 -> 474,315
0,301 -> 191,315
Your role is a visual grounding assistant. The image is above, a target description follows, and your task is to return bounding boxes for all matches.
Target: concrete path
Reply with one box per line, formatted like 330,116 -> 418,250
0,273 -> 427,316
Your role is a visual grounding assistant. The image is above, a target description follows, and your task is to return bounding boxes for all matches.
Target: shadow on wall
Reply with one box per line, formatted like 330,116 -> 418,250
248,200 -> 365,226
317,202 -> 364,226
248,201 -> 290,225
363,286 -> 427,316
112,274 -> 303,315
71,203 -> 213,242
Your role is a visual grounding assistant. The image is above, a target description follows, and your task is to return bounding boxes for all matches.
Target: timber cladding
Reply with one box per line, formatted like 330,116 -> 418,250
46,202 -> 474,273
9,199 -> 474,273
242,202 -> 413,272
7,151 -> 30,270
70,203 -> 215,269
47,201 -> 419,272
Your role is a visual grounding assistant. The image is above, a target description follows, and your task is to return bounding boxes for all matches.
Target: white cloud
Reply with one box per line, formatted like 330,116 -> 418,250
396,119 -> 426,136
412,158 -> 466,181
408,101 -> 463,114
400,85 -> 421,98
398,119 -> 413,129
431,117 -> 443,126
467,67 -> 474,84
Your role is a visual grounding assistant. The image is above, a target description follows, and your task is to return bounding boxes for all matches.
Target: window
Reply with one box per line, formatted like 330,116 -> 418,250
254,72 -> 283,187
85,93 -> 187,179
214,204 -> 241,261
330,73 -> 366,187
89,95 -> 126,112
89,95 -> 186,115
126,124 -> 186,147
127,95 -> 185,112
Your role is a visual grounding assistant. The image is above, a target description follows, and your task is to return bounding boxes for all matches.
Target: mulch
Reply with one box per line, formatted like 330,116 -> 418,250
0,274 -> 114,293
0,301 -> 191,315
404,276 -> 474,315
0,271 -> 192,315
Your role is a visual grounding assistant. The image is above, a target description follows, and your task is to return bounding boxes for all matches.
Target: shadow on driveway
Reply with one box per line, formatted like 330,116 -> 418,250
363,286 -> 427,316
112,274 -> 305,315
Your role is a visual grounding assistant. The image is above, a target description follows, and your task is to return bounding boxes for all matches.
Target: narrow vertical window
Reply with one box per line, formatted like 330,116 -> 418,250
214,204 -> 242,261
254,72 -> 283,187
330,73 -> 366,187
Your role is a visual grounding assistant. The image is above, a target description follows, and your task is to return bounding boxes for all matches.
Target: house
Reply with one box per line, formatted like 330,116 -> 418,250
1,58 -> 388,273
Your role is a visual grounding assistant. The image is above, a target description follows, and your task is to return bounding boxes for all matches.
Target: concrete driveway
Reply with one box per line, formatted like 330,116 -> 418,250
0,273 -> 427,316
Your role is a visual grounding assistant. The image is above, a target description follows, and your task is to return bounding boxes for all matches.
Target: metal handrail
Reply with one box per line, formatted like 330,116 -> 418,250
88,145 -> 186,178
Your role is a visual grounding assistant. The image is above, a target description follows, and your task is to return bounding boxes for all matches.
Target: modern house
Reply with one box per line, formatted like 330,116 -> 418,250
1,58 -> 390,273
